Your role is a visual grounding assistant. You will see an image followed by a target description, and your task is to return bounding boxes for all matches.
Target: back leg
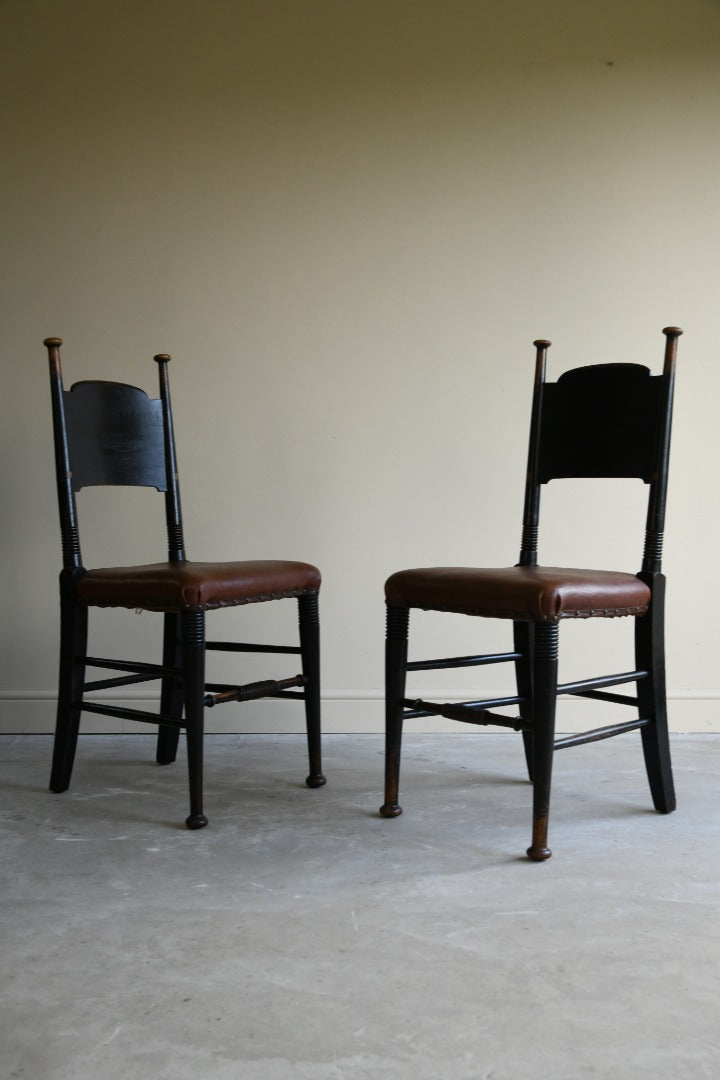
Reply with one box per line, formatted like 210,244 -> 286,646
513,620 -> 534,782
157,612 -> 183,765
635,575 -> 675,813
299,592 -> 326,788
50,574 -> 88,793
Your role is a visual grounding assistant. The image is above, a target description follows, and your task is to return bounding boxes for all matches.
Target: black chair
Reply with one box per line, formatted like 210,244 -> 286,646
46,336 -> 325,828
381,327 -> 681,860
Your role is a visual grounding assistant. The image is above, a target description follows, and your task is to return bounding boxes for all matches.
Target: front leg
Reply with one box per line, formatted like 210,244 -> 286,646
526,620 -> 558,861
380,605 -> 409,818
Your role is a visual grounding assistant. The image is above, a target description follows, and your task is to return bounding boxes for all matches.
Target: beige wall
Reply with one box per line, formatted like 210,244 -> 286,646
2,0 -> 718,734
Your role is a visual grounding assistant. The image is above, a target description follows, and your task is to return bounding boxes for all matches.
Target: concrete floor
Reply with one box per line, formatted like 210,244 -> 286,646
1,733 -> 718,1080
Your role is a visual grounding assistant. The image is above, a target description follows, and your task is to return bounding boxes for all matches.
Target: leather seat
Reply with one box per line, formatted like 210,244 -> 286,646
385,565 -> 651,621
76,559 -> 321,611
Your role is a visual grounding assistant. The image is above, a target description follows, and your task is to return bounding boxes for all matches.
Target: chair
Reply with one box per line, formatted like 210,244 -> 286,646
45,336 -> 325,828
381,327 -> 681,860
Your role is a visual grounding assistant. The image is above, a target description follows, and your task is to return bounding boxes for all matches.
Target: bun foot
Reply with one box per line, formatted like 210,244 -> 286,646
306,772 -> 327,788
526,845 -> 552,861
380,802 -> 403,818
185,812 -> 209,829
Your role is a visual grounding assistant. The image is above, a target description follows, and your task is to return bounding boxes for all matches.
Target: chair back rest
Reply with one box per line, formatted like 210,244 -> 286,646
537,364 -> 663,483
45,338 -> 185,569
62,380 -> 167,491
519,328 -> 681,573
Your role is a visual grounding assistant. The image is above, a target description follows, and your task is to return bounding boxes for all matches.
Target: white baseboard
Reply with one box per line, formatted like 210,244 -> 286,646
0,690 -> 717,734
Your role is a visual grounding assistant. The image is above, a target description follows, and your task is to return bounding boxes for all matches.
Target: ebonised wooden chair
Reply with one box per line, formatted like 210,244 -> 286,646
46,336 -> 325,828
381,327 -> 681,859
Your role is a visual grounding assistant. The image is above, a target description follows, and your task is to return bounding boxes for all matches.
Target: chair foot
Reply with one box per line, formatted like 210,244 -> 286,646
306,772 -> 327,788
526,844 -> 552,861
185,812 -> 209,830
379,802 -> 403,818
49,781 -> 69,795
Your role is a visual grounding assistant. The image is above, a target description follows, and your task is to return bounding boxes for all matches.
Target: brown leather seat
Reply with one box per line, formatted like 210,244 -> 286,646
385,565 -> 651,621
76,559 -> 321,611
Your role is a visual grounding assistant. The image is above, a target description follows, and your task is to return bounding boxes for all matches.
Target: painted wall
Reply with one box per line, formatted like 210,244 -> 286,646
2,0 -> 718,734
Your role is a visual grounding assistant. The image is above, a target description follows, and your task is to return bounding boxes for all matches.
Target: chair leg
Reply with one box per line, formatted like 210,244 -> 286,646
380,604 -> 409,818
513,620 -> 535,782
181,609 -> 208,829
298,592 -> 326,788
50,574 -> 88,794
635,575 -> 676,813
157,612 -> 183,765
526,620 -> 559,861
